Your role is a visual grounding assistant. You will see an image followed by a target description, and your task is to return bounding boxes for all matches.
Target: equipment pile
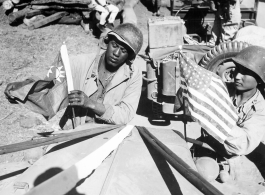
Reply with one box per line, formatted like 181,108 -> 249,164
0,0 -> 104,31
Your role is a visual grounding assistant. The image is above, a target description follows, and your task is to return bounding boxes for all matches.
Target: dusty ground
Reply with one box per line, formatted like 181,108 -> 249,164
0,9 -> 97,164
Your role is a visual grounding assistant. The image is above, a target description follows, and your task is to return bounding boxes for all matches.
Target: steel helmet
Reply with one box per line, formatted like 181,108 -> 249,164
105,23 -> 143,57
232,46 -> 265,83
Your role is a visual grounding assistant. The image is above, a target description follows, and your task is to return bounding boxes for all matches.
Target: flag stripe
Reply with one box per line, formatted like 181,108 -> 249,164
181,78 -> 237,120
181,82 -> 233,142
211,81 -> 232,103
188,86 -> 236,126
185,90 -> 233,134
212,76 -> 229,93
206,88 -> 238,119
183,94 -> 228,142
181,81 -> 237,130
188,108 -> 227,143
183,95 -> 231,141
185,92 -> 234,136
208,84 -> 237,117
211,81 -> 230,100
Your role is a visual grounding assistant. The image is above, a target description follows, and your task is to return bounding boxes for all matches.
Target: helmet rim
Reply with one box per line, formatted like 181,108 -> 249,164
105,23 -> 143,56
106,31 -> 135,54
232,46 -> 265,83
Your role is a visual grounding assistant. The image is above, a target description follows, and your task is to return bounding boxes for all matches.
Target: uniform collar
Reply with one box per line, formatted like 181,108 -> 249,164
233,89 -> 263,113
105,59 -> 131,93
89,52 -> 132,92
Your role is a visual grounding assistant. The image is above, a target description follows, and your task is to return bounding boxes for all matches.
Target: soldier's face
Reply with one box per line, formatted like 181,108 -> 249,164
105,39 -> 129,70
234,65 -> 258,91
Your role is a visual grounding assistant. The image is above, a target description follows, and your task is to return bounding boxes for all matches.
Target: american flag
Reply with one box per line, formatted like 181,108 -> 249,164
179,52 -> 238,143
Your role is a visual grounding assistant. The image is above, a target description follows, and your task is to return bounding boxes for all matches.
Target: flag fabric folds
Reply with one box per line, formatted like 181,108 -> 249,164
179,52 -> 238,144
9,47 -> 69,120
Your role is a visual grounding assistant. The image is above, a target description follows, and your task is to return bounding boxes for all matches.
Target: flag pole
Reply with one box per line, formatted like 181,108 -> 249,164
61,42 -> 76,129
71,107 -> 76,129
179,46 -> 187,142
183,97 -> 187,142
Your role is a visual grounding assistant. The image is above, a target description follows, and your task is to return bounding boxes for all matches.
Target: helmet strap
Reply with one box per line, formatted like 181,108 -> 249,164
126,52 -> 136,63
125,57 -> 135,78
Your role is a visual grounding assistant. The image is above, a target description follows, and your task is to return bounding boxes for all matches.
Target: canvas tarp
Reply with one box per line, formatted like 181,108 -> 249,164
149,45 -> 212,66
4,125 -> 202,195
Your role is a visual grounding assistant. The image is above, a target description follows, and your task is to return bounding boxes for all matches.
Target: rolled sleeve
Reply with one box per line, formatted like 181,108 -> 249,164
224,103 -> 265,155
97,103 -> 115,123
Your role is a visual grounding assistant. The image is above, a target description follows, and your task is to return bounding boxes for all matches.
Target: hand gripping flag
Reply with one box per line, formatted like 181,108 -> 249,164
179,52 -> 238,144
9,44 -> 73,120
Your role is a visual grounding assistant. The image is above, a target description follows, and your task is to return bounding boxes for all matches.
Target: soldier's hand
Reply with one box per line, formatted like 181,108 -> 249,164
68,90 -> 90,108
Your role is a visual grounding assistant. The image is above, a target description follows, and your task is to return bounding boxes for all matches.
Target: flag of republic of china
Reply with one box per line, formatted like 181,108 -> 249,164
179,52 -> 238,144
9,44 -> 72,120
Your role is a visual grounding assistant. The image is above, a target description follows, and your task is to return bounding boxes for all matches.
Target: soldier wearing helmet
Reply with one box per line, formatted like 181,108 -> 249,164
205,46 -> 265,156
5,23 -> 144,129
221,45 -> 265,156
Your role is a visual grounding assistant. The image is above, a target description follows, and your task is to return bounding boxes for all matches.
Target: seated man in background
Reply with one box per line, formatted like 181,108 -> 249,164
209,0 -> 242,45
88,0 -> 121,31
4,23 -> 144,130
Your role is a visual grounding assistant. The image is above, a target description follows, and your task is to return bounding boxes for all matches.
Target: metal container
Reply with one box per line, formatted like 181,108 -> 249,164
146,61 -> 158,101
148,16 -> 184,49
161,60 -> 180,96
